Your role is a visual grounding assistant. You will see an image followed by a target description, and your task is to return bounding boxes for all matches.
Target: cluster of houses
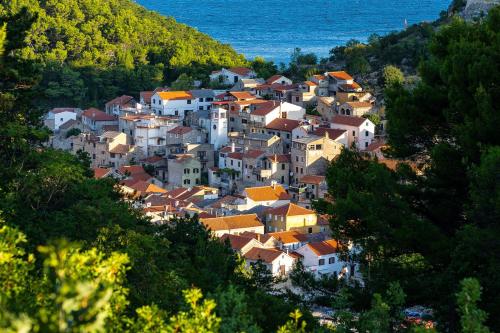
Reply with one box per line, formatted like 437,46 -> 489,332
44,67 -> 385,279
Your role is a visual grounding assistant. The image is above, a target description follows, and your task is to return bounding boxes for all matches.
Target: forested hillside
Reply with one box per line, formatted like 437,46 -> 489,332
0,0 -> 247,107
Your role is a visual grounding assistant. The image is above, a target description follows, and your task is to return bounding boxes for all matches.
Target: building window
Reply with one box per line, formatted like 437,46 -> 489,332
281,163 -> 285,170
365,142 -> 369,148
199,98 -> 203,102
319,259 -> 325,266
352,130 -> 356,136
213,125 -> 217,130
308,227 -> 313,233
187,100 -> 192,104
329,257 -> 335,264
183,179 -> 191,185
365,130 -> 369,136
184,168 -> 190,174
230,160 -> 234,166
295,156 -> 299,162
193,168 -> 199,173
315,144 -> 322,150
199,106 -> 203,110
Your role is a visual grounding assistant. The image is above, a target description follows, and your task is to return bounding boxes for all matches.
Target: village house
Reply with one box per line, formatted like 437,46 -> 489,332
290,134 -> 343,184
309,74 -> 329,96
166,154 -> 202,189
44,108 -> 79,131
330,115 -> 375,149
119,114 -> 180,143
166,126 -> 203,146
200,213 -> 264,237
290,81 -> 317,107
220,233 -> 265,255
265,74 -> 293,86
151,91 -> 195,119
82,108 -> 118,133
325,71 -> 359,96
244,247 -> 296,276
210,67 -> 257,86
183,143 -> 215,173
265,203 -> 318,233
235,184 -> 291,211
231,78 -> 265,92
190,89 -> 215,111
269,231 -> 309,251
296,239 -> 352,278
316,96 -> 337,122
241,149 -> 267,185
335,91 -> 374,105
228,133 -> 283,155
105,95 -> 139,116
311,127 -> 349,146
338,101 -> 374,117
140,87 -> 170,109
293,175 -> 328,210
244,154 -> 291,187
265,118 -> 303,153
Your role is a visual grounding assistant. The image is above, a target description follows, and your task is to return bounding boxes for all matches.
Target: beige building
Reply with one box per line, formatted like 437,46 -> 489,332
317,96 -> 337,122
291,135 -> 343,184
338,101 -> 374,117
166,154 -> 202,189
72,131 -> 140,169
266,203 -> 319,234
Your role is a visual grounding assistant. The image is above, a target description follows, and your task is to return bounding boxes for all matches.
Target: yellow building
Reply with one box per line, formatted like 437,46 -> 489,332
266,203 -> 319,234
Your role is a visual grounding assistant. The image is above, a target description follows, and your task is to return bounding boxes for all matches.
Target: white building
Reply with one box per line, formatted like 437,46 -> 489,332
235,185 -> 291,211
82,108 -> 118,133
265,74 -> 293,86
330,115 -> 375,149
210,67 -> 257,86
244,247 -> 296,276
295,239 -> 351,277
210,107 -> 229,150
45,108 -> 78,131
151,91 -> 195,119
190,89 -> 215,111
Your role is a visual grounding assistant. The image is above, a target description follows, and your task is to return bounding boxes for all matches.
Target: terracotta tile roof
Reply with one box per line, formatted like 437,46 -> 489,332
345,101 -> 372,108
251,100 -> 281,116
269,231 -> 309,244
118,165 -> 146,176
59,119 -> 78,130
220,234 -> 255,251
94,167 -> 112,179
332,115 -> 367,127
141,155 -> 164,163
340,82 -> 362,91
109,144 -> 133,154
140,91 -> 154,104
82,108 -> 116,121
312,74 -> 326,80
299,175 -> 326,185
168,187 -> 190,199
168,126 -> 193,135
228,67 -> 254,76
265,118 -> 302,132
303,81 -> 317,86
227,152 -> 244,160
129,181 -> 167,194
306,239 -> 339,256
244,185 -> 290,202
365,140 -> 386,152
157,91 -> 193,100
244,247 -> 285,263
230,91 -> 256,100
327,71 -> 353,81
239,231 -> 274,244
210,195 -> 240,209
271,83 -> 297,92
106,95 -> 135,107
200,213 -> 264,231
266,74 -> 287,85
243,149 -> 265,159
266,154 -> 291,163
266,203 -> 315,217
312,128 -> 346,140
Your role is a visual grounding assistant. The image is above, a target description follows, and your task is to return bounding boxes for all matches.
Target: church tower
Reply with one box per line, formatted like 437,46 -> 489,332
210,107 -> 228,150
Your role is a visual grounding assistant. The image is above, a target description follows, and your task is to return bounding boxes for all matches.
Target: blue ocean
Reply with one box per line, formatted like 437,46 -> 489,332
136,0 -> 450,64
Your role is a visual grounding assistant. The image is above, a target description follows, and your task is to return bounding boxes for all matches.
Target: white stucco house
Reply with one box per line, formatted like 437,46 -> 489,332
235,184 -> 291,211
45,108 -> 79,131
244,247 -> 296,276
295,239 -> 351,278
210,67 -> 257,86
151,91 -> 195,119
330,115 -> 375,149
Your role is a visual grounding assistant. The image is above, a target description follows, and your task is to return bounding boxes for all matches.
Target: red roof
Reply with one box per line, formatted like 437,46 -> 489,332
266,75 -> 287,85
168,126 -> 193,135
327,71 -> 353,81
93,167 -> 112,179
105,95 -> 135,107
251,100 -> 280,116
141,155 -> 164,163
118,165 -> 146,176
306,239 -> 340,256
228,67 -> 253,76
266,118 -> 301,132
266,203 -> 315,217
140,91 -> 154,104
244,247 -> 287,263
332,115 -> 367,127
312,128 -> 346,140
299,175 -> 326,185
303,81 -> 317,86
227,152 -> 244,160
243,150 -> 265,159
51,107 -> 78,114
82,108 -> 116,121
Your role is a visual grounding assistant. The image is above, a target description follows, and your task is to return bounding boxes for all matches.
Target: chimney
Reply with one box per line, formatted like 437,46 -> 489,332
325,130 -> 329,139
231,142 -> 235,153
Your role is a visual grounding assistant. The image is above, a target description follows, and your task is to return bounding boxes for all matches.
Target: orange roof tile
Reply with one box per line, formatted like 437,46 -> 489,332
220,234 -> 256,251
327,71 -> 353,81
265,118 -> 302,132
269,231 -> 309,244
332,115 -> 367,127
307,239 -> 339,256
244,185 -> 290,202
228,67 -> 254,76
312,128 -> 346,140
266,203 -> 315,217
82,108 -> 116,121
157,91 -> 193,100
244,247 -> 285,263
266,74 -> 287,85
94,167 -> 111,179
299,175 -> 326,185
200,214 -> 264,231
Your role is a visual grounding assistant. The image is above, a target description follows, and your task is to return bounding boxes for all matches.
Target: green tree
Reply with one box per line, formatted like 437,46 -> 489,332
457,278 -> 490,333
251,56 -> 278,79
382,65 -> 404,86
171,73 -> 195,91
